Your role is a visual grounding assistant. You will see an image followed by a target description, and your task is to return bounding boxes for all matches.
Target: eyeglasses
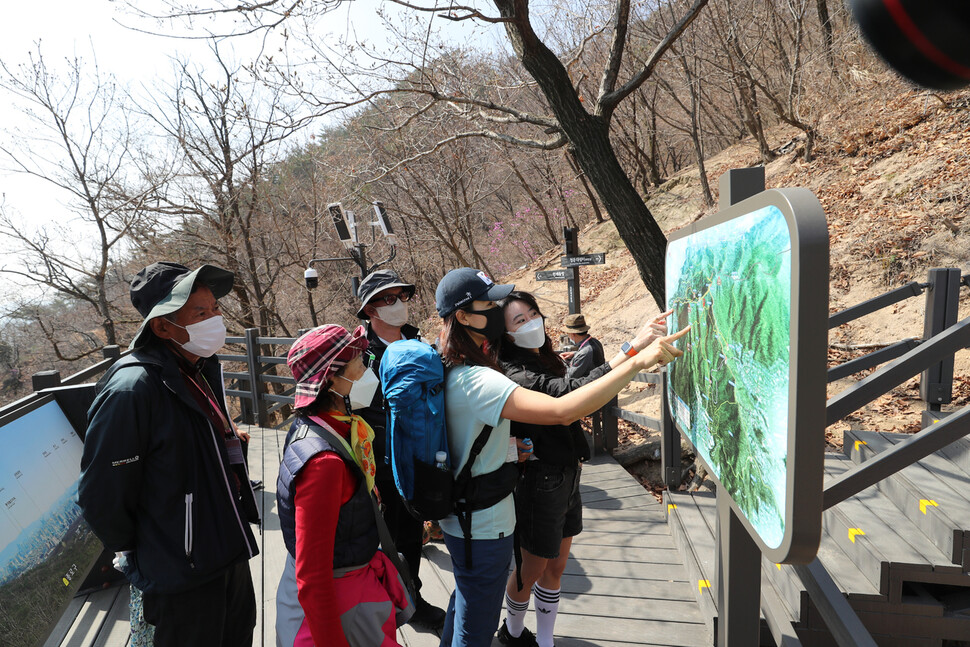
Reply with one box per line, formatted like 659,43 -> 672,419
373,291 -> 412,306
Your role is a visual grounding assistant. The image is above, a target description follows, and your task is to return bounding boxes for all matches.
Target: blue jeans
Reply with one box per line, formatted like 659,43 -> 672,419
439,533 -> 514,647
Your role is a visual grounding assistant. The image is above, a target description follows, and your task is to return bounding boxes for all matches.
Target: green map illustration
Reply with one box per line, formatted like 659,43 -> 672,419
666,205 -> 791,549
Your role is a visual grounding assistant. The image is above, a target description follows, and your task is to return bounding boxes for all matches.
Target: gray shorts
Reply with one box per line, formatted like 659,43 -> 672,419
515,461 -> 583,559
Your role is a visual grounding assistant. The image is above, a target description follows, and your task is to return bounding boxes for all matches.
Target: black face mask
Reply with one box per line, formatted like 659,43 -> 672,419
462,306 -> 506,342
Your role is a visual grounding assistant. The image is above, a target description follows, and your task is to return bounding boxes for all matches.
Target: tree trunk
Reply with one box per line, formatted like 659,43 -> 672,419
496,0 -> 668,306
816,0 -> 837,72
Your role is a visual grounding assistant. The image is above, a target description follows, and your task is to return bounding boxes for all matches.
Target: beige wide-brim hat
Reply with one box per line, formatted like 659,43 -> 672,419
562,313 -> 590,333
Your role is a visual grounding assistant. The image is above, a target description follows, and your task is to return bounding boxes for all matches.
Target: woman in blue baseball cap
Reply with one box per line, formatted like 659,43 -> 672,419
433,268 -> 689,647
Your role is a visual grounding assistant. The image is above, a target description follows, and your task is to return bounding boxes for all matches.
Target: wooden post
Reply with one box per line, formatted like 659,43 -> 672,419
716,491 -> 762,646
712,168 -> 766,646
32,370 -> 62,391
244,328 -> 270,428
920,267 -> 961,428
602,396 -> 618,452
563,226 -> 581,314
102,345 -> 121,360
660,370 -> 681,488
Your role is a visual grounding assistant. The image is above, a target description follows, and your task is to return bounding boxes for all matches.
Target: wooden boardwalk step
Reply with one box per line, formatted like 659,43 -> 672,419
844,429 -> 969,566
823,455 -> 956,598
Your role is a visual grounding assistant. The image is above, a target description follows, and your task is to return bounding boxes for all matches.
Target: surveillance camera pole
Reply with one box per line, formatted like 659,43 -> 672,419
306,242 -> 397,284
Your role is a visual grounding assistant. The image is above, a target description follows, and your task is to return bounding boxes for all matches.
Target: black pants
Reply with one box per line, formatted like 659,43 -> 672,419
143,560 -> 256,647
378,478 -> 426,594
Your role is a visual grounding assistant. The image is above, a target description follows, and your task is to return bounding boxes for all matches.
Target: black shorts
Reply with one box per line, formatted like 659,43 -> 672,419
515,461 -> 583,559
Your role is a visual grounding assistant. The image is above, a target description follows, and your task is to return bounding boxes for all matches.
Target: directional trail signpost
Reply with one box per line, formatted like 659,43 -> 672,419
561,252 -> 606,267
534,228 -> 607,314
535,269 -> 570,281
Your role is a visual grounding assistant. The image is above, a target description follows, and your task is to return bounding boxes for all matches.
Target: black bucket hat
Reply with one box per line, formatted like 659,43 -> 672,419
356,269 -> 415,320
434,267 -> 514,318
129,261 -> 234,349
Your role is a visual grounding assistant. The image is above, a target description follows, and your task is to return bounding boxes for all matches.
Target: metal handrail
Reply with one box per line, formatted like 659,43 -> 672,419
828,281 -> 926,329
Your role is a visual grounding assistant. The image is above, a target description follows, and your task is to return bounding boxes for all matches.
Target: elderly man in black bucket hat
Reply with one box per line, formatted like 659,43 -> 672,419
355,268 -> 447,630
79,262 -> 260,647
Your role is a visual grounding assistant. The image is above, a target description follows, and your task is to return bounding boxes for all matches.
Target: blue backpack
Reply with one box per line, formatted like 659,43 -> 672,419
380,339 -> 453,520
380,340 -> 520,532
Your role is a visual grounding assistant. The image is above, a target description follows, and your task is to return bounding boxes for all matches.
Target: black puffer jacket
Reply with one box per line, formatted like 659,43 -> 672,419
78,342 -> 259,594
498,344 -> 612,467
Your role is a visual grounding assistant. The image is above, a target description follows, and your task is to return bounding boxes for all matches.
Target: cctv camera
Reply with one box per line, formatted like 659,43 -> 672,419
304,267 -> 319,290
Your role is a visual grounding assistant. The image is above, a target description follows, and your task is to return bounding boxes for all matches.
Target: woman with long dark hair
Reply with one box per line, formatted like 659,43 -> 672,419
433,269 -> 687,647
493,291 -> 669,647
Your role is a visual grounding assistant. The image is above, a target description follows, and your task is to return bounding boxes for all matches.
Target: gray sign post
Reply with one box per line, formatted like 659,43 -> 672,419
562,227 -> 581,314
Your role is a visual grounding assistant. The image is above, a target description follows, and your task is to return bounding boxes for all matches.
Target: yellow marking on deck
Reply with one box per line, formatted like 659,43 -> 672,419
854,440 -> 868,451
849,528 -> 865,543
699,580 -> 711,593
920,499 -> 938,514
668,504 -> 677,512
775,563 -> 782,570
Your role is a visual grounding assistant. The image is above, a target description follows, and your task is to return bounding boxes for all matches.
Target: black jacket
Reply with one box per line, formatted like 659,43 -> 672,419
78,341 -> 259,594
358,323 -> 421,485
499,344 -> 612,466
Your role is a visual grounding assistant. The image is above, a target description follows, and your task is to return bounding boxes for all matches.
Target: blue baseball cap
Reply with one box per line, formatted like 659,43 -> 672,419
435,268 -> 514,318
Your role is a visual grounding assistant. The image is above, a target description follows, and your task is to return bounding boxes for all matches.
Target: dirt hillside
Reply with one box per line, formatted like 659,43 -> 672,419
501,83 -> 970,485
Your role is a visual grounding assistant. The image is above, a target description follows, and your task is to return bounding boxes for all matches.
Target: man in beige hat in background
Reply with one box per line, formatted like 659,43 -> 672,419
562,313 -> 606,380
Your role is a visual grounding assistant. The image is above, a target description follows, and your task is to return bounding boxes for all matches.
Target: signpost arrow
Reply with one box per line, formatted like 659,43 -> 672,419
561,252 -> 607,267
535,269 -> 570,281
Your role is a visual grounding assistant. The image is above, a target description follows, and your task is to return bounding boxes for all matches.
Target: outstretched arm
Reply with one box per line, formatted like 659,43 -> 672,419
501,327 -> 689,426
605,309 -> 672,369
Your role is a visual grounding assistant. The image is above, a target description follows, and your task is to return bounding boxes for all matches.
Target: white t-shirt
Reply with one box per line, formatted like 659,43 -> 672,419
438,364 -> 519,540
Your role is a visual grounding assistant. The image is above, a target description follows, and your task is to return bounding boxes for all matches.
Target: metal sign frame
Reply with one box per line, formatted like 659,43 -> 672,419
665,188 -> 829,564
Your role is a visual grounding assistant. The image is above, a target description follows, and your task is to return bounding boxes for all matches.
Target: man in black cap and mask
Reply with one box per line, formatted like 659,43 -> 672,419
356,269 -> 447,630
79,262 -> 260,647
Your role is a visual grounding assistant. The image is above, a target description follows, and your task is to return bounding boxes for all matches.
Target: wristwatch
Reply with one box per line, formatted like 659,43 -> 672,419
621,341 -> 638,357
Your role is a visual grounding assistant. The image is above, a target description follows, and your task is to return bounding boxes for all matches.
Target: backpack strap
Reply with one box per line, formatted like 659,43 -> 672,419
301,419 -> 417,602
453,423 -> 493,569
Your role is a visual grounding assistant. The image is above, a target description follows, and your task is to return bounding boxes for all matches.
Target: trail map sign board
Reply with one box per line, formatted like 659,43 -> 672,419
0,396 -> 102,645
665,188 -> 828,563
535,269 -> 570,281
561,253 -> 606,267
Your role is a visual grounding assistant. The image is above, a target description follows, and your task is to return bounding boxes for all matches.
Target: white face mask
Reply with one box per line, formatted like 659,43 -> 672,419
335,367 -> 380,410
172,315 -> 227,358
508,317 -> 547,349
373,299 -> 409,327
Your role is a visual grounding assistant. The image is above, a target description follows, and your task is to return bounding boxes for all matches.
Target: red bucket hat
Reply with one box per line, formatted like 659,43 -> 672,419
287,324 -> 369,409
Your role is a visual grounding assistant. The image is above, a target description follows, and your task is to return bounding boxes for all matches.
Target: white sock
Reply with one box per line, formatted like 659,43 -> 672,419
505,592 -> 529,638
505,591 -> 530,637
533,584 -> 560,647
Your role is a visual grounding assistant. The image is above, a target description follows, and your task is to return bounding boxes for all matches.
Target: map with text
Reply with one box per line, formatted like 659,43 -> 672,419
666,205 -> 792,549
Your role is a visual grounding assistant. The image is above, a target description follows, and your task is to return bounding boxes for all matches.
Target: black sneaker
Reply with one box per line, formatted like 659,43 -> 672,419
497,620 -> 539,647
408,596 -> 446,630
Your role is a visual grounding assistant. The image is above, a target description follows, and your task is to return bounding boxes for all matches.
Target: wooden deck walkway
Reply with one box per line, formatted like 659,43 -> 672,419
50,425 -> 709,647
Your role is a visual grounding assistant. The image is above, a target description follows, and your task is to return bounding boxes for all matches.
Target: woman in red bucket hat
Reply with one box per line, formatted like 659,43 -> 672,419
275,324 -> 414,647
